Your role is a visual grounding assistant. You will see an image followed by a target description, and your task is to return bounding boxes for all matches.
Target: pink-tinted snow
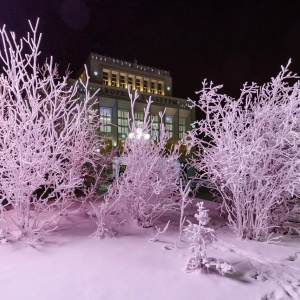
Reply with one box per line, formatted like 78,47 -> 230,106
0,199 -> 299,300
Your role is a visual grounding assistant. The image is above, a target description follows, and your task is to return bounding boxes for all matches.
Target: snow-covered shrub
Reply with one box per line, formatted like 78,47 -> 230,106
185,61 -> 300,240
0,20 -> 107,243
103,89 -> 182,228
184,202 -> 234,275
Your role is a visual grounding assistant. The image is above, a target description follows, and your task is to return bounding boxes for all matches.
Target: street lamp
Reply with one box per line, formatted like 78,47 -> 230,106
128,128 -> 150,140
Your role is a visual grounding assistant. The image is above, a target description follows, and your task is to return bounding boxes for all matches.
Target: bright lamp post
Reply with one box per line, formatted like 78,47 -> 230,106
128,128 -> 150,140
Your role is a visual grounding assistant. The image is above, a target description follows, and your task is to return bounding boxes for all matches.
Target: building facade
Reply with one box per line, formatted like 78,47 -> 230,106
70,53 -> 195,157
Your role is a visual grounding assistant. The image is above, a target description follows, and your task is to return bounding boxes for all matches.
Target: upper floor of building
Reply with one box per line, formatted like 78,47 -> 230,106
77,53 -> 173,97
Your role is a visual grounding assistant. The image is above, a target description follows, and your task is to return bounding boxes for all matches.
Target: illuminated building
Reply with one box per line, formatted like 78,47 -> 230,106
70,53 -> 195,156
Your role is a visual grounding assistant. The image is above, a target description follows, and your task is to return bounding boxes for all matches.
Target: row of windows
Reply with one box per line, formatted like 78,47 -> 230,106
100,107 -> 186,139
102,70 -> 164,95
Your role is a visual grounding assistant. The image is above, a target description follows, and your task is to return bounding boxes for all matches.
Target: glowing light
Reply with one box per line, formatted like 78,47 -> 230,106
94,71 -> 98,76
137,128 -> 143,138
129,129 -> 150,140
167,86 -> 171,91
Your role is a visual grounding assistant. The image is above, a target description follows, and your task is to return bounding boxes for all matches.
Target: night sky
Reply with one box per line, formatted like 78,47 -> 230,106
1,0 -> 300,99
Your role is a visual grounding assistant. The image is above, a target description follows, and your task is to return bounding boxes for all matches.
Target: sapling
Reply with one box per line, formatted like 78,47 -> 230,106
89,176 -> 126,238
178,178 -> 193,241
89,201 -> 108,239
184,202 -> 234,275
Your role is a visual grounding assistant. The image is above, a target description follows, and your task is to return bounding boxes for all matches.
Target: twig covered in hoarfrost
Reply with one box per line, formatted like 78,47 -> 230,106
150,220 -> 170,242
178,178 -> 193,241
266,232 -> 282,244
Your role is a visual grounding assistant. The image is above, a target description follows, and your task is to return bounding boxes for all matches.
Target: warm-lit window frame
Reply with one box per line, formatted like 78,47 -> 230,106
128,76 -> 133,89
103,71 -> 109,85
136,78 -> 141,91
120,74 -> 125,88
157,82 -> 162,95
151,81 -> 155,94
111,73 -> 117,87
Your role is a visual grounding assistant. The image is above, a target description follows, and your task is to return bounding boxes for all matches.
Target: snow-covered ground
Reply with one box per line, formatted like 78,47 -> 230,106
0,199 -> 299,300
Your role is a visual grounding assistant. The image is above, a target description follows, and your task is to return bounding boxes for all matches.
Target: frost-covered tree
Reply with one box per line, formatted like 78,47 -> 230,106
0,20 -> 106,244
99,89 -> 182,228
185,61 -> 300,240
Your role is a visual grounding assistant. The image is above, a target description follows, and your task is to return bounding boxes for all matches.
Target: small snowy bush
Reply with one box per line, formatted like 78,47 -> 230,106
184,202 -> 234,275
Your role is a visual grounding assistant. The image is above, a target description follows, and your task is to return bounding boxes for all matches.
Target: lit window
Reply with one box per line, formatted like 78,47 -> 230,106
118,109 -> 129,140
157,82 -> 163,95
111,73 -> 117,87
143,80 -> 148,92
100,107 -> 112,133
128,76 -> 133,89
136,78 -> 141,91
103,71 -> 109,85
151,81 -> 155,94
179,118 -> 186,139
120,75 -> 125,88
165,115 -> 173,138
79,71 -> 87,82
